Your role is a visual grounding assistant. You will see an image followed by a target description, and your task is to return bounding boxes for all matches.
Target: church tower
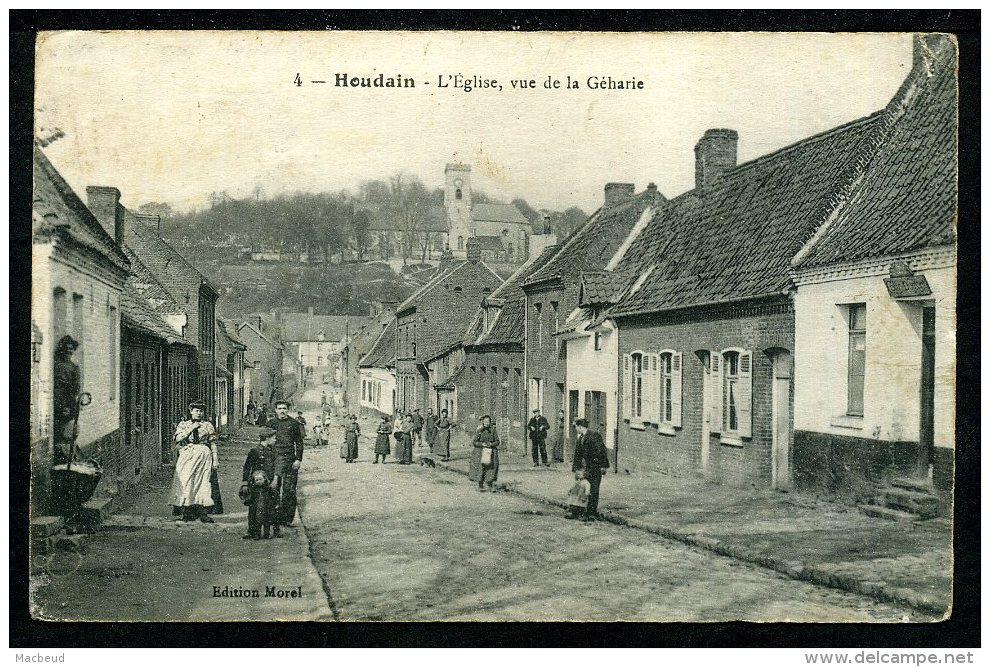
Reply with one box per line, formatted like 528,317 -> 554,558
444,163 -> 473,258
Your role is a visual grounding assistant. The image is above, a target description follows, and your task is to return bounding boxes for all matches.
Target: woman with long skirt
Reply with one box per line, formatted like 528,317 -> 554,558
435,409 -> 453,461
424,408 -> 438,452
373,415 -> 391,464
169,400 -> 219,522
399,413 -> 414,464
469,415 -> 499,492
344,414 -> 360,463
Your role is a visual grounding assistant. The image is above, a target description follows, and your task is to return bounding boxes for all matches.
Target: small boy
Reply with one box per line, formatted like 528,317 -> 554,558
241,428 -> 281,540
565,470 -> 592,520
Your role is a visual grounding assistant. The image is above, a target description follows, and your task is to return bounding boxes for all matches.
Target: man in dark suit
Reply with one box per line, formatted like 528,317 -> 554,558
572,418 -> 610,521
527,408 -> 551,467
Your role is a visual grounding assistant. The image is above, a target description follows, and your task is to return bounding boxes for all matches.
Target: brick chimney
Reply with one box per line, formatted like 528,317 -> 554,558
466,237 -> 481,263
604,183 -> 635,206
694,129 -> 738,190
439,245 -> 454,273
86,186 -> 124,246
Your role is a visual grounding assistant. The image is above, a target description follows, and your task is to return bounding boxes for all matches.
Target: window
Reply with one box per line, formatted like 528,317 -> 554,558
535,303 -> 543,349
657,350 -> 681,427
72,293 -> 85,384
455,188 -> 463,200
623,352 -> 647,421
457,236 -> 464,250
551,301 -> 560,353
711,349 -> 752,439
594,331 -> 603,351
847,304 -> 866,416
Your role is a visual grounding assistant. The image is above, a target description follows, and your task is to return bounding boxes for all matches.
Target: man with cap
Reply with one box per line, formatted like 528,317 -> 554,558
571,418 -> 610,521
169,400 -> 219,522
269,400 -> 305,526
527,408 -> 551,467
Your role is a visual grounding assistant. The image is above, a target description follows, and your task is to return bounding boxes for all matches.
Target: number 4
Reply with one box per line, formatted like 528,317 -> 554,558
294,73 -> 302,87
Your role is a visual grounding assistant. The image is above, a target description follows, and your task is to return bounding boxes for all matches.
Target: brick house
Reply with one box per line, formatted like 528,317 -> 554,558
88,188 -> 219,415
237,318 -> 285,407
521,183 -> 662,445
394,239 -> 503,414
357,318 -> 397,418
451,244 -> 561,450
216,319 -> 247,430
31,149 -> 130,511
605,107 -> 887,486
789,35 -> 957,506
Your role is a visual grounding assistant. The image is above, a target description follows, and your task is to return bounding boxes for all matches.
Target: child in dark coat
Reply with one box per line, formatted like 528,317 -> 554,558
241,429 -> 281,540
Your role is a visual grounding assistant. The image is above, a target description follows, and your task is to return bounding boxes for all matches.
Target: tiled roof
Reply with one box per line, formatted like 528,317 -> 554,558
578,271 -> 636,306
120,283 -> 185,345
421,341 -> 463,364
123,208 -> 219,300
237,321 -> 283,351
795,36 -> 957,268
395,260 -> 468,314
436,362 -> 467,389
610,111 -> 886,317
358,318 -> 397,368
469,244 -> 561,348
217,319 -> 247,350
280,313 -> 370,343
33,148 -> 130,270
524,192 -> 658,289
471,203 -> 529,225
121,243 -> 184,318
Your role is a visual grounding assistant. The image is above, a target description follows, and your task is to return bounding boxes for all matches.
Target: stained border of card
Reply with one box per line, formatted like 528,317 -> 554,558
9,8 -> 980,649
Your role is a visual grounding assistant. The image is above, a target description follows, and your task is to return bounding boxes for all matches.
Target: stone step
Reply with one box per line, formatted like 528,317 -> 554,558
880,487 -> 941,518
858,504 -> 921,522
80,497 -> 114,524
891,477 -> 933,494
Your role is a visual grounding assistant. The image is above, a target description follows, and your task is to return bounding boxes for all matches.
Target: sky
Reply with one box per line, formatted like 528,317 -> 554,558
35,31 -> 914,215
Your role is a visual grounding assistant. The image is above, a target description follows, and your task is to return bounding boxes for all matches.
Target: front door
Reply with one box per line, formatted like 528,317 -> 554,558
698,351 -> 712,478
770,350 -> 793,490
919,307 -> 936,478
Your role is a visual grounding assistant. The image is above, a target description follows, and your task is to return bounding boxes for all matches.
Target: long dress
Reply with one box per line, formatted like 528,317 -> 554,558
435,417 -> 452,458
468,425 -> 500,484
345,422 -> 360,461
169,420 -> 218,513
400,419 -> 414,463
374,422 -> 391,456
424,414 -> 438,451
552,415 -> 566,463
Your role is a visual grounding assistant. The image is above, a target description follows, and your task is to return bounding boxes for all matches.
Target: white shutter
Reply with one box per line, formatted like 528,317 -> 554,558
671,352 -> 683,428
738,350 -> 753,438
653,353 -> 664,424
710,351 -> 722,433
641,353 -> 655,423
622,354 -> 632,420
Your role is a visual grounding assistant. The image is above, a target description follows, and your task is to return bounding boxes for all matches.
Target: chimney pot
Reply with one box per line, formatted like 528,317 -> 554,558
86,186 -> 125,247
465,237 -> 481,263
694,128 -> 738,190
603,182 -> 635,206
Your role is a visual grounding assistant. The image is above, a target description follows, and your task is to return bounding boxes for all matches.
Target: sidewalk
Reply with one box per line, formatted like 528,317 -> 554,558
436,432 -> 952,616
30,429 -> 334,622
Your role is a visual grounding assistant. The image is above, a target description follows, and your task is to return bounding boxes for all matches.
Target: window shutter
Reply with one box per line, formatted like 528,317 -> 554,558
641,353 -> 655,423
622,354 -> 632,420
738,350 -> 753,438
710,351 -> 722,433
671,352 -> 683,428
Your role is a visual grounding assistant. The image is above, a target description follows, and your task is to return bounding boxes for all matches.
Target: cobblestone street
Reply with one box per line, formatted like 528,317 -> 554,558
300,388 -> 928,622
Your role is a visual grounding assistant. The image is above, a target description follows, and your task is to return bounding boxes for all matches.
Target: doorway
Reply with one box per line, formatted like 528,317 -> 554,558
918,307 -> 936,478
568,390 -> 579,460
696,351 -> 712,478
585,391 -> 607,436
768,349 -> 793,490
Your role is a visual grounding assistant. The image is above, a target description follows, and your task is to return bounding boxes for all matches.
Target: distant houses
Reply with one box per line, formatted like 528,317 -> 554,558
280,308 -> 369,387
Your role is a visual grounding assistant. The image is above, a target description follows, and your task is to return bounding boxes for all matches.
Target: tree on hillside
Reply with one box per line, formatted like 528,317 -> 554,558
361,173 -> 437,267
351,209 -> 372,261
138,201 -> 174,221
511,197 -> 541,225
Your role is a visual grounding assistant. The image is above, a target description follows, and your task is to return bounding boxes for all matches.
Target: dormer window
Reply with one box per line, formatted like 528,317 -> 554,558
455,188 -> 463,200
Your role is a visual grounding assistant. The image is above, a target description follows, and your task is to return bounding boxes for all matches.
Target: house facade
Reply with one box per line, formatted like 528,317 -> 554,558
522,183 -> 661,456
394,239 -> 504,414
216,319 -> 247,431
237,319 -> 284,406
281,309 -> 369,387
357,318 -> 397,418
31,149 -> 130,511
790,35 -> 957,506
341,302 -> 397,415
